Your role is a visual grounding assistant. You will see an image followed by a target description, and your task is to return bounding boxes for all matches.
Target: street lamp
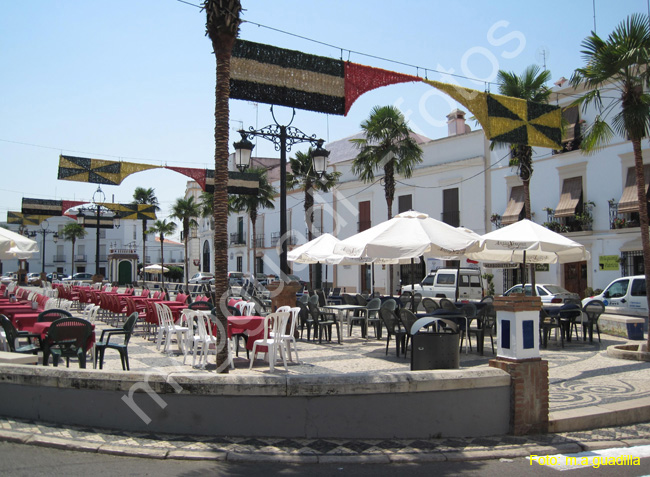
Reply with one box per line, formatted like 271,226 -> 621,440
76,186 -> 107,277
233,108 -> 330,278
28,219 -> 59,275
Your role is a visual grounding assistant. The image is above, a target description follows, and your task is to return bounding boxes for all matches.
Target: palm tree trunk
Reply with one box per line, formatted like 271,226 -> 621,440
212,33 -> 235,373
184,224 -> 189,291
630,139 -> 650,349
160,237 -> 165,289
385,164 -> 395,296
142,219 -> 147,281
251,218 -> 257,278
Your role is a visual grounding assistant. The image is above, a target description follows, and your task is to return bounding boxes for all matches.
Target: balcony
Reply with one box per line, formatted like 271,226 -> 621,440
609,200 -> 641,230
53,255 -> 66,263
270,232 -> 297,247
74,254 -> 87,262
543,202 -> 594,233
253,234 -> 265,248
229,233 -> 246,246
305,226 -> 323,238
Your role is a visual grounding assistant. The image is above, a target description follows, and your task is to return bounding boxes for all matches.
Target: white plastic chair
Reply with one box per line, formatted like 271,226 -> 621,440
155,303 -> 189,353
249,312 -> 290,372
181,310 -> 217,368
242,301 -> 256,316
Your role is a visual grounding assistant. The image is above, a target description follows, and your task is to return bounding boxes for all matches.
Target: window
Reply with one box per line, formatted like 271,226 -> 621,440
618,165 -> 650,213
605,280 -> 629,298
358,201 -> 371,231
202,241 -> 210,273
436,273 -> 455,285
442,188 -> 459,227
501,186 -> 525,225
631,279 -> 647,297
236,256 -> 243,272
422,275 -> 435,286
398,194 -> 412,214
554,177 -> 583,218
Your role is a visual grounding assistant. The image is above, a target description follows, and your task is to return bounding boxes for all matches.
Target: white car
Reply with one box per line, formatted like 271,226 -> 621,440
583,275 -> 647,317
189,272 -> 214,284
401,268 -> 484,300
504,284 -> 580,304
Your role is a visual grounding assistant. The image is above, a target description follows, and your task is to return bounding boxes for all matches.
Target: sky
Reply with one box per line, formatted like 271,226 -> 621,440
1,0 -> 648,239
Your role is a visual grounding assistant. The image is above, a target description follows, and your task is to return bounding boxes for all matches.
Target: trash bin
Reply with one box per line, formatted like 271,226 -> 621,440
410,317 -> 460,370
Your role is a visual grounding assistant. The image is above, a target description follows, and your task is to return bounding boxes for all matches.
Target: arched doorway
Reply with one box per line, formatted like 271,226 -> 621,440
202,240 -> 211,273
118,261 -> 132,285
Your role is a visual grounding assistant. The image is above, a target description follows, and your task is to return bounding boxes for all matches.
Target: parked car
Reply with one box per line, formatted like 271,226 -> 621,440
583,275 -> 647,317
63,272 -> 94,282
0,273 -> 17,284
26,272 -> 41,284
401,268 -> 484,300
46,272 -> 69,282
189,272 -> 214,284
504,284 -> 580,304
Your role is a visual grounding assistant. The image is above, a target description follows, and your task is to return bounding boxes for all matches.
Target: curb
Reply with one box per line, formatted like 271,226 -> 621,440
3,427 -> 649,464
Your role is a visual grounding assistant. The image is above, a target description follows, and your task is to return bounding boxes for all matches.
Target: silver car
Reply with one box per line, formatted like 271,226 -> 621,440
503,284 -> 580,304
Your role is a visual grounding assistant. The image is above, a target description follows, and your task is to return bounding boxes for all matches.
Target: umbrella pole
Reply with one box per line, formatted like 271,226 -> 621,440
455,260 -> 461,302
522,251 -> 527,289
410,258 -> 415,310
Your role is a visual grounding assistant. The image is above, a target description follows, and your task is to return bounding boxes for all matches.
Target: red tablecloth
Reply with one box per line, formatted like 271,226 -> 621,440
227,316 -> 265,351
0,304 -> 36,319
32,322 -> 96,350
12,313 -> 40,330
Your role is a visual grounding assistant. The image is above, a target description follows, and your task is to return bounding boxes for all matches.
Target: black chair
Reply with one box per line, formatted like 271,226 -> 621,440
438,298 -> 457,312
348,294 -> 369,337
468,303 -> 496,355
365,298 -> 382,339
558,303 -> 582,342
95,312 -> 139,371
0,314 -> 39,354
458,303 -> 477,352
399,292 -> 412,310
188,300 -> 212,311
539,308 -> 563,349
297,301 -> 315,341
398,308 -> 419,357
412,293 -> 423,312
42,317 -> 93,368
308,302 -> 340,344
582,300 -> 605,342
422,297 -> 439,313
37,308 -> 73,323
379,308 -> 406,356
381,299 -> 397,311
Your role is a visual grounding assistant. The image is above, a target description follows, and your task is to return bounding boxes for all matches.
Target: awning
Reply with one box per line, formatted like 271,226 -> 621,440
621,237 -> 643,252
562,105 -> 579,143
501,186 -> 525,225
554,177 -> 582,218
618,165 -> 650,213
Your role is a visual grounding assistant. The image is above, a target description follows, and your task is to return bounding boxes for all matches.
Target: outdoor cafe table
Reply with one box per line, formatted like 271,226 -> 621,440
32,321 -> 95,366
542,304 -> 583,342
321,304 -> 368,339
227,316 -> 265,352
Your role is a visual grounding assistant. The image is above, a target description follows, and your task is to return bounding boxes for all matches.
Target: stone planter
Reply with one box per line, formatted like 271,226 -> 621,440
607,343 -> 650,361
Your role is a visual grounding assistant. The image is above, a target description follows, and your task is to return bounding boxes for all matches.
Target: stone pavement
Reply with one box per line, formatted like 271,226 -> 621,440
3,299 -> 650,463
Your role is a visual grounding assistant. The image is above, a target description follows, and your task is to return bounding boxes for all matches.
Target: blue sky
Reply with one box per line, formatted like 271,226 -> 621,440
1,0 -> 648,237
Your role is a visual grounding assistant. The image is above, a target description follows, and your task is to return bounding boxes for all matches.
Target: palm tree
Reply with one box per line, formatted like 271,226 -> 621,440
61,222 -> 87,277
229,167 -> 276,278
204,0 -> 243,373
132,187 -> 159,278
288,148 -> 341,286
351,105 -> 423,294
495,65 -> 552,220
170,196 -> 202,290
147,219 -> 177,289
570,13 -> 650,347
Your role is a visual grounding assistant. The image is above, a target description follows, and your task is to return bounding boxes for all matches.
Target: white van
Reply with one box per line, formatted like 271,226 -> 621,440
583,275 -> 648,317
401,268 -> 484,300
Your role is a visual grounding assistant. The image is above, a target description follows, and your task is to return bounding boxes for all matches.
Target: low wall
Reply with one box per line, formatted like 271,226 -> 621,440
0,364 -> 510,439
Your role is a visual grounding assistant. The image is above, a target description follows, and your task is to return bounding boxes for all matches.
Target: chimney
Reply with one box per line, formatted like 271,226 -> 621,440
446,109 -> 470,137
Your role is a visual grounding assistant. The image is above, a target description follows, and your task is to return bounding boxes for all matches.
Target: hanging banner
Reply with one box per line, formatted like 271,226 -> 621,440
231,39 -> 420,116
99,203 -> 157,221
425,80 -> 562,149
7,211 -> 51,226
58,155 -> 161,186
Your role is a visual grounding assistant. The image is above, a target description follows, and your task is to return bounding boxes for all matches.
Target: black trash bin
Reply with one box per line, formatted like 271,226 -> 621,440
410,317 -> 460,370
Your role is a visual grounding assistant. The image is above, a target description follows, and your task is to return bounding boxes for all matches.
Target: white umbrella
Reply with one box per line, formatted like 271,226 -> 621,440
465,219 -> 590,264
333,210 -> 480,299
0,228 -> 39,260
144,264 -> 169,273
333,210 -> 480,260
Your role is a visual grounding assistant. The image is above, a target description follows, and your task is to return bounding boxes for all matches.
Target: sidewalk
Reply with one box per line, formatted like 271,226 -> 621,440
4,293 -> 650,462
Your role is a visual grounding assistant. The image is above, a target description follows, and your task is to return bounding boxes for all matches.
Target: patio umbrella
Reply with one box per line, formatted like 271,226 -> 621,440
143,264 -> 169,273
0,227 -> 39,260
333,210 -> 480,302
465,219 -> 590,265
288,233 -> 419,292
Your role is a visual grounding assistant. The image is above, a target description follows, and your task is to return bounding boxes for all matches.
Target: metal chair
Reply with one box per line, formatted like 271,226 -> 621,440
582,300 -> 605,342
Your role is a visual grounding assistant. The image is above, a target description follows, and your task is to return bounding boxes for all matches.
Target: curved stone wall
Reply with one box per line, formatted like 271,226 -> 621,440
0,364 -> 511,439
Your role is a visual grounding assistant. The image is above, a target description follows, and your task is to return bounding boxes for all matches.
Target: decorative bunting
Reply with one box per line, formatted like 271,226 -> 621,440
169,166 -> 259,195
165,166 -> 207,190
58,155 -> 161,186
425,80 -> 562,149
99,203 -> 157,221
7,212 -> 51,226
22,198 -> 87,217
231,40 -> 420,116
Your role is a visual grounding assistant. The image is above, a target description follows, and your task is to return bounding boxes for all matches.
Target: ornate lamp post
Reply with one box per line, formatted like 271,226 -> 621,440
233,108 -> 330,278
29,219 -> 59,276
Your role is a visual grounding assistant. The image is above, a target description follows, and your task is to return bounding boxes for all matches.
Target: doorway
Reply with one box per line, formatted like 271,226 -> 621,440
564,261 -> 588,298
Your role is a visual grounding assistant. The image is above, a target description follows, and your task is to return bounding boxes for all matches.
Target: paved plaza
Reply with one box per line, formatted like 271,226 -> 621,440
4,296 -> 650,463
